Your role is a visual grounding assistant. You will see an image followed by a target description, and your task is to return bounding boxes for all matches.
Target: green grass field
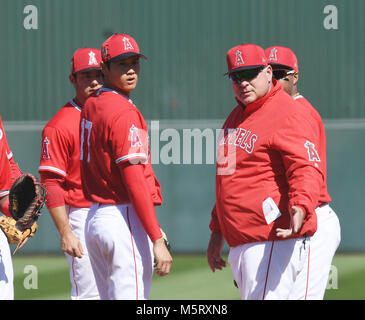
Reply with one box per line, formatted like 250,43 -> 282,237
12,253 -> 365,300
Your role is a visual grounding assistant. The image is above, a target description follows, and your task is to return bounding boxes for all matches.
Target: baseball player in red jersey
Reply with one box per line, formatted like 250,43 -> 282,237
38,48 -> 103,299
0,116 -> 23,299
80,34 -> 172,300
207,43 -> 327,299
265,45 -> 341,299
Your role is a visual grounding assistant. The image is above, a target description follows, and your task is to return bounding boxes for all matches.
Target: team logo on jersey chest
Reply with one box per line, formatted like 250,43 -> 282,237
220,127 -> 258,154
0,128 -> 3,140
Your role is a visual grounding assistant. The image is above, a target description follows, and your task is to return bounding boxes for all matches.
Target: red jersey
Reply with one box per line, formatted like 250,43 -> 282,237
294,95 -> 331,204
80,88 -> 161,205
39,100 -> 91,208
210,81 -> 323,247
0,116 -> 14,162
0,116 -> 12,198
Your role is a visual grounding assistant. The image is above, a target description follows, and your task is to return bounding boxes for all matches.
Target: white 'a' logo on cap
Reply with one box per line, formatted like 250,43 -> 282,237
234,50 -> 244,66
122,37 -> 134,51
88,51 -> 98,66
268,48 -> 278,62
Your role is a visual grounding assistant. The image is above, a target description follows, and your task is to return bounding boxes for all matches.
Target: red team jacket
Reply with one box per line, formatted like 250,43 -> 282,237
210,81 -> 324,247
80,88 -> 162,205
294,95 -> 331,204
39,100 -> 92,208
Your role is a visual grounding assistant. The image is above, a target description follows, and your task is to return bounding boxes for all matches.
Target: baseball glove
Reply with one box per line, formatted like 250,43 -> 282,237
0,216 -> 38,253
9,173 -> 46,231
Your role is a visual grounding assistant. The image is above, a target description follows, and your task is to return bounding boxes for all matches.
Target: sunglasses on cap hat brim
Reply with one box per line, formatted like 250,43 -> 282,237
272,69 -> 295,81
107,52 -> 147,63
228,66 -> 266,83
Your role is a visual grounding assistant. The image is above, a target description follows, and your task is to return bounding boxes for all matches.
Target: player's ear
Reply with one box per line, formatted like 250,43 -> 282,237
293,72 -> 299,86
101,61 -> 109,76
69,73 -> 76,86
266,65 -> 273,83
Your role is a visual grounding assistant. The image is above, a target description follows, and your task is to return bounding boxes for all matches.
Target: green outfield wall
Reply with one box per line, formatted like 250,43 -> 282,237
0,0 -> 364,121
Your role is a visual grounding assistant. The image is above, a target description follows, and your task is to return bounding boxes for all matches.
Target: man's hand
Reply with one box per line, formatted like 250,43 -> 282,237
153,237 -> 172,277
276,206 -> 305,238
60,229 -> 84,258
206,232 -> 226,272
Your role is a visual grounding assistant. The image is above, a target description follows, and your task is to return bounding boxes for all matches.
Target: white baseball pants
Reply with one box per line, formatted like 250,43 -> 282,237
85,203 -> 154,300
229,235 -> 310,300
65,205 -> 99,300
289,204 -> 341,299
228,204 -> 341,300
0,229 -> 14,300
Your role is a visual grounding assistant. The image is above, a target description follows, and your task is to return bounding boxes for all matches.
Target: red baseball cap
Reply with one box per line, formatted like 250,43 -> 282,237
265,46 -> 298,72
226,43 -> 268,75
101,34 -> 147,63
71,48 -> 102,74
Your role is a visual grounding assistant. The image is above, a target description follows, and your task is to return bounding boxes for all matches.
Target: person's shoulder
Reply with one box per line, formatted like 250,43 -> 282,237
44,100 -> 80,130
295,95 -> 323,121
273,88 -> 296,108
223,105 -> 243,127
266,89 -> 315,133
93,89 -> 136,112
94,96 -> 141,130
267,89 -> 295,119
273,89 -> 311,118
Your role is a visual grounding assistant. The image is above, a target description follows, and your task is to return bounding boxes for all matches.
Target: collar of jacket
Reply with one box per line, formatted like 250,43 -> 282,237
236,79 -> 282,117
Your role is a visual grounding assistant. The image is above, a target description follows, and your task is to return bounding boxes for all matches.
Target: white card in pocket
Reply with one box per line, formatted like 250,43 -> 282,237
262,197 -> 281,224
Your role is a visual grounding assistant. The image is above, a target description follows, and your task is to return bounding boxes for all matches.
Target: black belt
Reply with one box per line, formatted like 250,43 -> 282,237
317,202 -> 329,208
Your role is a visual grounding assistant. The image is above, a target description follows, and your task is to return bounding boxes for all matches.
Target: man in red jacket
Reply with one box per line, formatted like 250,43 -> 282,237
265,45 -> 341,299
207,43 -> 324,299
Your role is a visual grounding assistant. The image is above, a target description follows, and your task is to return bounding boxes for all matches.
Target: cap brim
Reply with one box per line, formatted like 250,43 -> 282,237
74,66 -> 102,74
268,63 -> 294,71
107,52 -> 147,63
224,65 -> 266,76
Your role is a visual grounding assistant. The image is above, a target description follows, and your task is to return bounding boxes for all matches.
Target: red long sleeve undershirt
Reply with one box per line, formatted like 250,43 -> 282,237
9,157 -> 23,183
39,171 -> 65,209
118,163 -> 162,242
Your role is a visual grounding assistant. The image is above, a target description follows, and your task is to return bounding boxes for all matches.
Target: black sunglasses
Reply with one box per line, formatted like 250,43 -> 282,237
272,69 -> 295,81
229,67 -> 265,83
